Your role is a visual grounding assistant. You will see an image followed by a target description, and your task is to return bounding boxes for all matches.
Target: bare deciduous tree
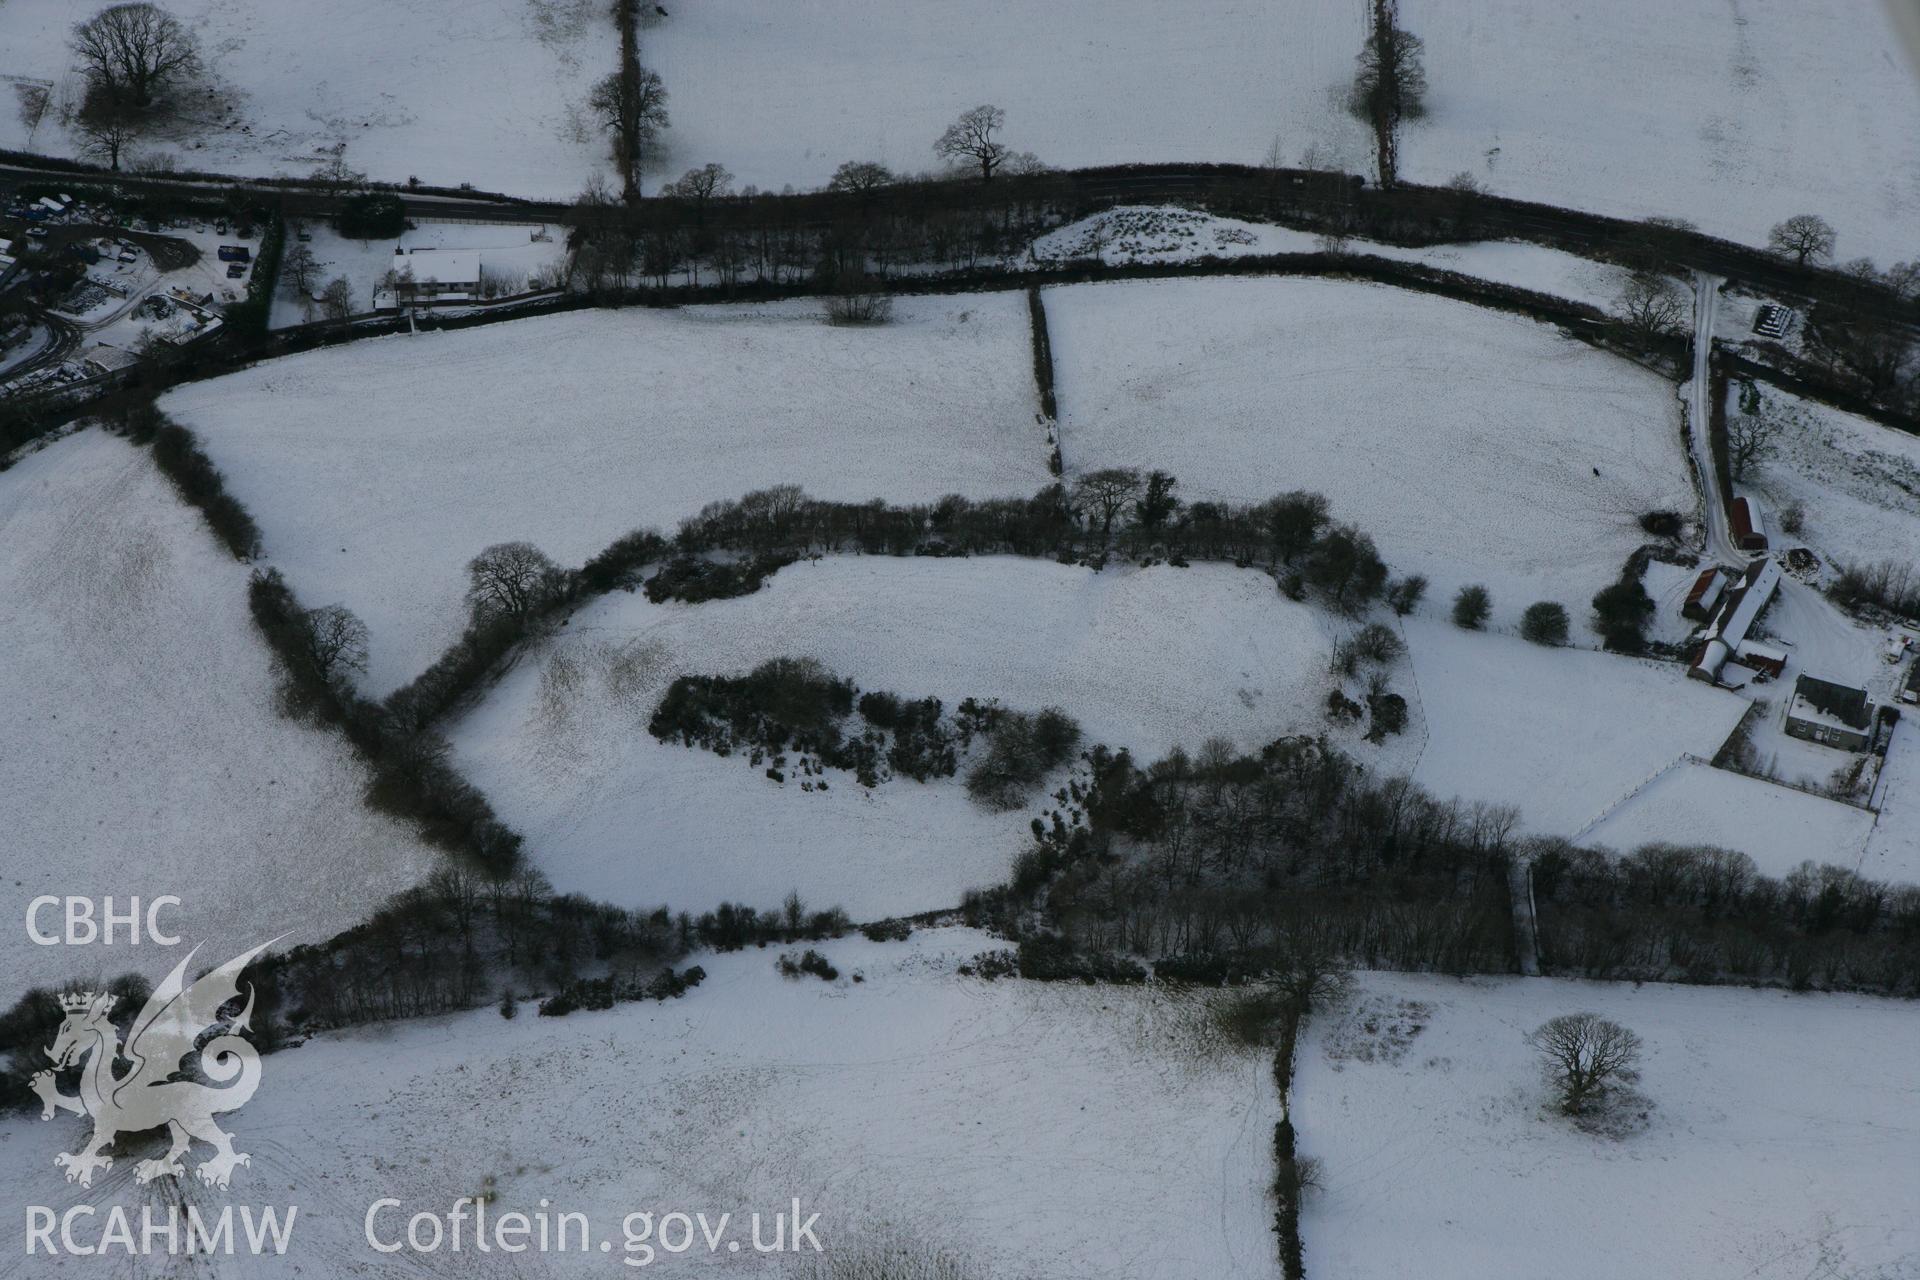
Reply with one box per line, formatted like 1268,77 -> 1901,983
588,65 -> 669,196
1528,1013 -> 1642,1115
465,542 -> 563,619
1073,467 -> 1142,546
70,3 -> 199,112
1349,21 -> 1428,123
279,240 -> 318,297
1766,214 -> 1836,267
310,146 -> 366,197
661,161 -> 733,208
72,83 -> 138,170
1727,409 -> 1779,479
1614,273 -> 1686,349
318,276 -> 354,324
302,604 -> 369,685
934,104 -> 1009,181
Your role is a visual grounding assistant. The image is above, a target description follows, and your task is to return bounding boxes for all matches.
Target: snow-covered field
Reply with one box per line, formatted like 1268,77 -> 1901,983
1047,277 -> 1694,628
1030,205 -> 1637,310
1399,0 -> 1920,266
1737,381 -> 1920,575
1865,719 -> 1920,885
452,557 -> 1376,918
1297,972 -> 1920,1280
270,220 -> 568,328
0,927 -> 1280,1278
1581,760 -> 1876,880
643,0 -> 1373,193
1402,620 -> 1750,836
0,0 -> 612,195
0,429 -> 437,992
162,294 -> 1049,692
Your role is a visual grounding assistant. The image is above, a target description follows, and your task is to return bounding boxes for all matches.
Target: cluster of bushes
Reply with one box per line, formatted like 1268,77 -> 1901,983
775,949 -> 839,982
861,691 -> 961,781
643,553 -> 793,603
695,897 -> 852,952
649,658 -> 1077,807
1530,839 -> 1920,993
1591,569 -> 1656,652
538,964 -> 705,1018
963,704 -> 1082,810
860,917 -> 913,943
650,657 -> 868,779
1012,933 -> 1146,983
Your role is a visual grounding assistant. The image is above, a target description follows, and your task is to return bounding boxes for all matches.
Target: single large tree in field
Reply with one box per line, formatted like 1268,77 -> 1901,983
1528,1013 -> 1642,1115
935,105 -> 1010,181
71,3 -> 199,112
1349,21 -> 1428,124
1767,214 -> 1836,267
589,65 -> 669,197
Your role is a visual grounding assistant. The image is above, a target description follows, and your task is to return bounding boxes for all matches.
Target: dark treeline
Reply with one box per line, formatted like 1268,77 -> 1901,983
672,480 -> 1398,612
116,404 -> 261,558
649,654 -> 1080,810
249,566 -> 525,876
0,866 -> 863,1111
971,737 -> 1520,979
964,730 -> 1920,997
1530,840 -> 1920,993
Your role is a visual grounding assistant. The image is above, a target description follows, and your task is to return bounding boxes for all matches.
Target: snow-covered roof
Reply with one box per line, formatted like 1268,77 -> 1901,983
1690,560 -> 1780,682
80,343 -> 138,373
1788,674 -> 1872,733
1734,639 -> 1787,664
1709,560 -> 1780,651
397,249 -> 481,286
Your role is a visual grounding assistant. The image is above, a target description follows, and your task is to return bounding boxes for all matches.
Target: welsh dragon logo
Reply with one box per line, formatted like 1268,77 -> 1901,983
31,940 -> 276,1190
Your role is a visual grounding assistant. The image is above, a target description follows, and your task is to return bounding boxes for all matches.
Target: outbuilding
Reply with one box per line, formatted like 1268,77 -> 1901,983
1682,566 -> 1729,622
1730,496 -> 1768,552
1688,559 -> 1781,683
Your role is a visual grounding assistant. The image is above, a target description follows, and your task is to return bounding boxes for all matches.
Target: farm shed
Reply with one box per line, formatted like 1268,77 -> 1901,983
1730,496 -> 1769,552
1688,559 -> 1780,683
1682,566 -> 1729,622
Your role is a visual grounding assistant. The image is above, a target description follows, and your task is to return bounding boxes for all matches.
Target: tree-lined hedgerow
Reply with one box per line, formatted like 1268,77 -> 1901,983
114,404 -> 261,559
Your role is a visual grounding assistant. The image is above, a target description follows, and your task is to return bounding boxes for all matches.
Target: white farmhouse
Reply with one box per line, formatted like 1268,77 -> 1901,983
375,249 -> 483,310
